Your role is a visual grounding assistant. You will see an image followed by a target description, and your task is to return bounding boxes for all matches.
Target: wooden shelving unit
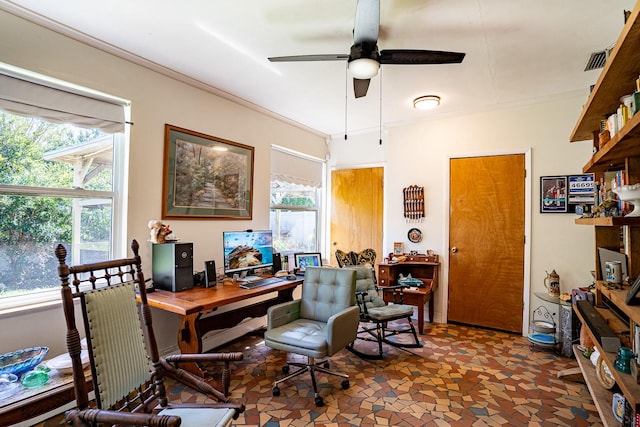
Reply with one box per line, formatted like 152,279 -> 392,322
571,344 -> 619,427
575,216 -> 640,226
573,286 -> 640,415
570,1 -> 640,424
570,4 -> 640,145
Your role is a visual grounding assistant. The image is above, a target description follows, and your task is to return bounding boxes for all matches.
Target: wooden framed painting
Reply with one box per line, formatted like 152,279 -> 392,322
162,124 -> 254,219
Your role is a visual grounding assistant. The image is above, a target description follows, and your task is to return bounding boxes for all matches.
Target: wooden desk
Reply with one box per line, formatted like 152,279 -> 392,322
0,369 -> 92,425
377,254 -> 440,335
143,277 -> 303,378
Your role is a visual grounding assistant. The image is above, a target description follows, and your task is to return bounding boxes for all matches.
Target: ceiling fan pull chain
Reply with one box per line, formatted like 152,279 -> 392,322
379,67 -> 383,145
344,62 -> 349,140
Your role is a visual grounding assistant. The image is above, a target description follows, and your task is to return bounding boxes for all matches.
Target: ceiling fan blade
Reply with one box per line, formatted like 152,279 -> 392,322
353,0 -> 380,44
353,78 -> 371,98
379,49 -> 465,64
269,54 -> 349,62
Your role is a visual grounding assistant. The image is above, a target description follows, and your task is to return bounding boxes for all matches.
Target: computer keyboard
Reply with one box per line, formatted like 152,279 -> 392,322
239,276 -> 283,289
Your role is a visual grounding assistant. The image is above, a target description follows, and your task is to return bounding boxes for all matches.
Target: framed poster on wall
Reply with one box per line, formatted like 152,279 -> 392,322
540,176 -> 567,213
540,173 -> 595,214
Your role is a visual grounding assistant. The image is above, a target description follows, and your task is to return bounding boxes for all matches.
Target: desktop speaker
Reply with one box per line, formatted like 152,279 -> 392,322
272,252 -> 282,274
152,242 -> 194,292
204,260 -> 217,288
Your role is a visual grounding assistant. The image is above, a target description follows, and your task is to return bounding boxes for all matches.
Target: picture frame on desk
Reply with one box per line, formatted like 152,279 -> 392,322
294,252 -> 322,272
162,124 -> 254,220
393,242 -> 403,255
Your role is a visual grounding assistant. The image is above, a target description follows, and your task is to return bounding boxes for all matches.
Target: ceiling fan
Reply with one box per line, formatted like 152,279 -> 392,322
268,0 -> 466,98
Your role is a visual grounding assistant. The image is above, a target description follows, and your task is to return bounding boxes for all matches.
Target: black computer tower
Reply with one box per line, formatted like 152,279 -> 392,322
152,242 -> 194,292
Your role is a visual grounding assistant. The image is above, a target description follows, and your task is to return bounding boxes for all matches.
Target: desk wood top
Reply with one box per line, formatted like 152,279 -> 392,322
143,278 -> 303,316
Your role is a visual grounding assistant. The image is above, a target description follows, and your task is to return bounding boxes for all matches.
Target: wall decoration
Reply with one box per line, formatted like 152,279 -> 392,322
162,124 -> 254,219
403,185 -> 425,221
568,174 -> 595,206
540,174 -> 595,214
407,228 -> 423,243
540,176 -> 567,213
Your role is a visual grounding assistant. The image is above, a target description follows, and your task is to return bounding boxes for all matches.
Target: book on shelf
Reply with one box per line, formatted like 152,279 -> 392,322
611,170 -> 629,214
622,396 -> 633,427
632,321 -> 640,364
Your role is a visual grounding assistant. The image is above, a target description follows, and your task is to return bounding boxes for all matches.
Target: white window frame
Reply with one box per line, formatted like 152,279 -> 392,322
0,66 -> 130,314
270,147 -> 325,258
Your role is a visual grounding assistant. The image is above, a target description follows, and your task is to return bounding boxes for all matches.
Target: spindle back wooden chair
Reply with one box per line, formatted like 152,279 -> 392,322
57,239 -> 244,426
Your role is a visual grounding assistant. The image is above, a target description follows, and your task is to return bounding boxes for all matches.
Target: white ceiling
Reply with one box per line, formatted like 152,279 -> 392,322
1,0 -> 634,137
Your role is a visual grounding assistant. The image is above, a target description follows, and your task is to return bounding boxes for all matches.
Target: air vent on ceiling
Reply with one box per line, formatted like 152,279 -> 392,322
584,47 -> 612,71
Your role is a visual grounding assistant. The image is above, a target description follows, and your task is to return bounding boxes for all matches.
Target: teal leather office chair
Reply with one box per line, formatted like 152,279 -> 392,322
346,266 -> 423,359
264,266 -> 359,407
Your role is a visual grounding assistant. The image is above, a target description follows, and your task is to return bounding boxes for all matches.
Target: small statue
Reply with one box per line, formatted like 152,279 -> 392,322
593,198 -> 618,217
148,219 -> 174,244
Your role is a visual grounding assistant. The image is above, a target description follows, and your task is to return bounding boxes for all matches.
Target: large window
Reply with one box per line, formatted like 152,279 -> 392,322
0,64 -> 128,310
270,182 -> 319,253
269,148 -> 323,256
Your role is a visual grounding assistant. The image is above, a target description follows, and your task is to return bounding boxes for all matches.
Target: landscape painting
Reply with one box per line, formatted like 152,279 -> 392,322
162,124 -> 254,219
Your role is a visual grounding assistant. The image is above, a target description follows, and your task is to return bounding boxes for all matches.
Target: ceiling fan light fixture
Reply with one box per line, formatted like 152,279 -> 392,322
349,58 -> 380,79
413,95 -> 441,110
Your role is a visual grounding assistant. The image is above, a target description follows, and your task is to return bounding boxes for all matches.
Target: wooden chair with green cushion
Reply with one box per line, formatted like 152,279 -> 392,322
56,239 -> 245,427
346,266 -> 423,359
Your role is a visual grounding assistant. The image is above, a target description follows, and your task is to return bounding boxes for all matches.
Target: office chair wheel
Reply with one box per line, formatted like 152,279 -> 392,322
341,379 -> 350,389
282,365 -> 290,374
315,396 -> 324,407
272,386 -> 280,396
323,361 -> 329,369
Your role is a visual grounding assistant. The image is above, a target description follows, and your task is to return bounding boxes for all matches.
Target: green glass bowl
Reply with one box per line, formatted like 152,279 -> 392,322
20,366 -> 50,388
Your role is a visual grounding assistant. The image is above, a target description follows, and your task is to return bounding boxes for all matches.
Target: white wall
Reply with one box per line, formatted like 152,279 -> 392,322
329,95 -> 596,325
0,9 -> 598,355
0,11 -> 327,356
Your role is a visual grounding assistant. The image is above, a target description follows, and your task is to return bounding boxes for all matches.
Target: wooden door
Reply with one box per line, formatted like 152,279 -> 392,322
448,154 -> 525,333
330,167 -> 383,264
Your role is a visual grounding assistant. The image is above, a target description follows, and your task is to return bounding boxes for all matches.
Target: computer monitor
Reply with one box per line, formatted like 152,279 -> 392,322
223,230 -> 274,276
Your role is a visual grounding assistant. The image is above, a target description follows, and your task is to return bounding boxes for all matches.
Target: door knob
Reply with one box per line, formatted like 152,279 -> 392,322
451,247 -> 458,253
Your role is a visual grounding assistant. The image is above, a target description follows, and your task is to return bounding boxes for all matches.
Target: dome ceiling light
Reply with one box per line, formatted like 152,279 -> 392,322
413,95 -> 441,110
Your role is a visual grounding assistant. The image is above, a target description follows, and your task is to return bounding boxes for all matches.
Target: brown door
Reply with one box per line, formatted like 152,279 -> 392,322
330,167 -> 384,264
448,154 -> 525,333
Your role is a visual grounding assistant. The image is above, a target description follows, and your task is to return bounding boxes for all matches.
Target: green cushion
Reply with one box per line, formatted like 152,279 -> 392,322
159,407 -> 236,426
83,282 -> 150,408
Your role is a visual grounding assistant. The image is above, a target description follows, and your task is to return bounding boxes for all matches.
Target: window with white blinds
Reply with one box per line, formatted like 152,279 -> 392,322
269,148 -> 324,257
0,62 -> 129,310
